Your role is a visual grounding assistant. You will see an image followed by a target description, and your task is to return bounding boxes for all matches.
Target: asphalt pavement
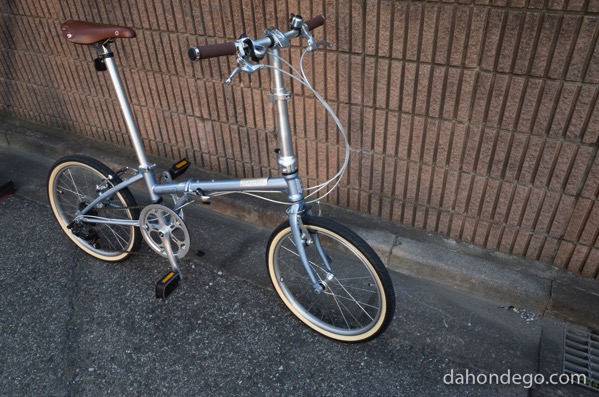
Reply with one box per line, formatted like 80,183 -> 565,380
1,117 -> 598,396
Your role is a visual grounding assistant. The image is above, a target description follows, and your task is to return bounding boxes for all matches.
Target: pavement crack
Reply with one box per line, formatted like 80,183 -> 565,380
541,278 -> 554,318
386,235 -> 400,265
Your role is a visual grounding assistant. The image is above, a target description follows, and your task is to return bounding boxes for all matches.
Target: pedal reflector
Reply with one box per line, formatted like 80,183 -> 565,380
156,271 -> 181,300
169,158 -> 190,179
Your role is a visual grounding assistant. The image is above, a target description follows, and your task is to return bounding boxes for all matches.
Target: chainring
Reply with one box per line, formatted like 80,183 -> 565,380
139,204 -> 190,259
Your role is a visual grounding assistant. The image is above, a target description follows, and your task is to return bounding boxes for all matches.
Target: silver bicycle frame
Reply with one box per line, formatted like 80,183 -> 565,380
88,43 -> 304,204
81,37 -> 325,292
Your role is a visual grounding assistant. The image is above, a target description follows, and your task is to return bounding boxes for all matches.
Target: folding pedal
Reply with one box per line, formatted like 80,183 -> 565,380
156,271 -> 181,300
168,158 -> 190,180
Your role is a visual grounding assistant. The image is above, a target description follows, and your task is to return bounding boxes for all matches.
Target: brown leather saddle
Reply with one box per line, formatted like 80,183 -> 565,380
59,20 -> 136,45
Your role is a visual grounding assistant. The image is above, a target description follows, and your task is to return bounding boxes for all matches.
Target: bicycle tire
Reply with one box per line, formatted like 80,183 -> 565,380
47,155 -> 141,262
266,216 -> 395,342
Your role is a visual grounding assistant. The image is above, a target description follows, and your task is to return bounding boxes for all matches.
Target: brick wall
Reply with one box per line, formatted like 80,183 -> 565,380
1,0 -> 598,280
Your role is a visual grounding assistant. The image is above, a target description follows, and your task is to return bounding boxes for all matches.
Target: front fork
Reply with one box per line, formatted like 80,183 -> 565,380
288,202 -> 334,294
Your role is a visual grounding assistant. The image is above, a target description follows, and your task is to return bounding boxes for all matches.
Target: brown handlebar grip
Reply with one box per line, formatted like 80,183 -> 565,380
188,41 -> 237,61
305,15 -> 325,31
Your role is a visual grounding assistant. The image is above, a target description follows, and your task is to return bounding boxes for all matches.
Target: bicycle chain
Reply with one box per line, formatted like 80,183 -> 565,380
77,202 -> 184,257
80,181 -> 192,258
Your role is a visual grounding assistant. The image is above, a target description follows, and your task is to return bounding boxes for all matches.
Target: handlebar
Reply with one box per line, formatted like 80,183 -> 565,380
304,15 -> 325,30
188,14 -> 325,62
188,41 -> 236,61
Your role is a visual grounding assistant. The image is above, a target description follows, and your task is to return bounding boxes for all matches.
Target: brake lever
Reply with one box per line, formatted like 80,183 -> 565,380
299,24 -> 333,52
315,40 -> 333,50
225,41 -> 266,85
225,61 -> 265,84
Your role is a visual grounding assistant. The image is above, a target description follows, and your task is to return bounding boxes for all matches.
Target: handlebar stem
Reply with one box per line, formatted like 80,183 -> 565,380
269,46 -> 297,175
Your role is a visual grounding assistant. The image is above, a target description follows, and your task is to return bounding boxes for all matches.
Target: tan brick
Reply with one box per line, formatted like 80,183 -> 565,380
473,220 -> 489,246
362,107 -> 375,150
420,4 -> 438,63
549,83 -> 579,138
581,248 -> 599,278
501,76 -> 525,130
457,69 -> 477,122
564,198 -> 594,241
414,205 -> 427,229
450,7 -> 470,66
486,224 -> 503,250
579,202 -> 599,246
381,197 -> 393,221
394,160 -> 409,202
406,163 -> 420,203
525,234 -> 544,260
375,59 -> 390,109
438,211 -> 452,235
549,16 -> 583,79
567,86 -> 597,141
377,1 -> 393,57
506,184 -> 528,226
455,174 -> 473,213
404,203 -> 416,226
521,188 -> 544,231
562,145 -> 592,195
462,125 -> 482,173
406,3 -> 423,61
468,176 -> 487,216
391,200 -> 403,223
533,140 -> 559,188
418,165 -> 433,204
567,245 -> 590,273
581,154 -> 599,199
363,57 -> 376,107
514,12 -> 541,74
442,170 -> 459,209
402,62 -> 417,113
388,61 -> 403,111
497,11 -> 524,73
539,237 -> 558,263
410,116 -> 425,162
476,127 -> 498,175
480,9 -> 504,71
385,112 -> 399,156
471,72 -> 492,125
461,216 -> 477,243
351,1 -> 365,54
481,179 -> 500,220
415,64 -> 432,116
450,213 -> 465,240
391,2 -> 408,59
442,68 -> 461,119
465,7 -> 487,68
499,226 -> 517,253
582,99 -> 599,144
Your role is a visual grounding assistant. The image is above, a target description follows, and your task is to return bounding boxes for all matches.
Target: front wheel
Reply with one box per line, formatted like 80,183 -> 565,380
266,216 -> 395,342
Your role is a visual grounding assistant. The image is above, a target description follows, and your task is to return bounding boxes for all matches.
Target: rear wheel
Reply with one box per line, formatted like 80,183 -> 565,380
47,155 -> 141,262
266,216 -> 395,342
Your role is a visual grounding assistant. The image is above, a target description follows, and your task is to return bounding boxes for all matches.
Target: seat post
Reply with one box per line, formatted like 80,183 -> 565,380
95,43 -> 160,202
